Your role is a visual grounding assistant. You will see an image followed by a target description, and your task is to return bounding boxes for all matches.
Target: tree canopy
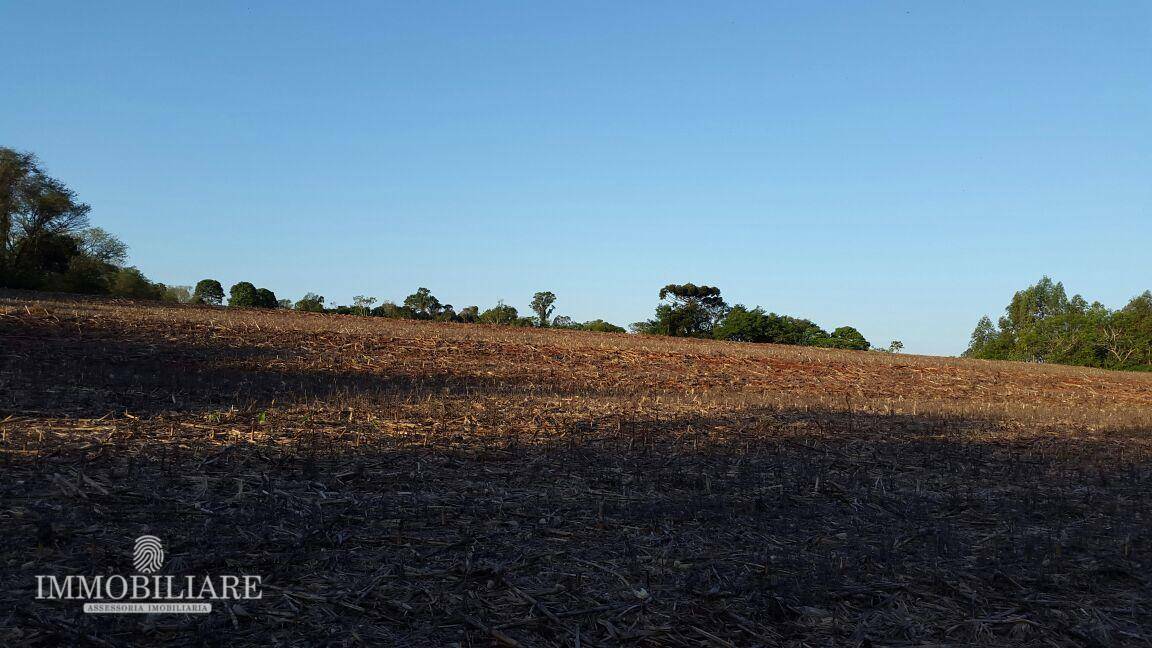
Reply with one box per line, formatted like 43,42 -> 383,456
964,277 -> 1152,371
530,291 -> 557,327
633,283 -> 730,337
710,304 -> 870,350
193,279 -> 225,305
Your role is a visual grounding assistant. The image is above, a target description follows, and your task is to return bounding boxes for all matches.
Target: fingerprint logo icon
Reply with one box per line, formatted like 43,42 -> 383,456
133,535 -> 164,573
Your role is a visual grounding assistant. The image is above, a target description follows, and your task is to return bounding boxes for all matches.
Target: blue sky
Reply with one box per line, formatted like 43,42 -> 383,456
3,1 -> 1149,355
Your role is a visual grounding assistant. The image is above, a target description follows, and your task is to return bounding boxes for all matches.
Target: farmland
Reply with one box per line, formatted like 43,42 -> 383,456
3,292 -> 1152,646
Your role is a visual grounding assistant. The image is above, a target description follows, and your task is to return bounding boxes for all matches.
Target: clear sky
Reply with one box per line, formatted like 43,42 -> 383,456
4,2 -> 1149,355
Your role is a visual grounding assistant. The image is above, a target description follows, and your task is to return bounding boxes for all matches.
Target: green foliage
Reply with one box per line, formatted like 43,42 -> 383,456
162,285 -> 193,303
552,315 -> 625,333
713,305 -> 828,345
228,282 -> 259,307
223,284 -> 277,308
711,304 -> 872,351
403,287 -> 442,319
51,254 -> 113,294
78,228 -> 128,265
810,326 -> 870,350
479,302 -> 518,325
0,147 -> 92,286
192,279 -> 225,305
713,305 -> 776,342
530,291 -> 557,327
295,293 -> 325,312
110,267 -> 165,300
255,288 -> 278,308
580,319 -> 625,333
0,148 -> 150,294
371,301 -> 415,319
964,277 -> 1152,371
635,283 -> 729,338
350,295 -> 377,316
457,306 -> 480,323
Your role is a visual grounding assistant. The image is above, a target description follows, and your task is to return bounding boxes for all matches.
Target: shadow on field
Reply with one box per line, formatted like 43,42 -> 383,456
3,399 -> 1151,647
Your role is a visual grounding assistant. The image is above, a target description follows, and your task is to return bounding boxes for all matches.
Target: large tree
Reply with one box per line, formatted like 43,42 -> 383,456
193,279 -> 225,305
634,283 -> 729,337
295,293 -> 326,312
404,287 -> 442,319
479,301 -> 518,325
228,282 -> 259,307
530,291 -> 557,327
0,147 -> 93,285
255,287 -> 279,308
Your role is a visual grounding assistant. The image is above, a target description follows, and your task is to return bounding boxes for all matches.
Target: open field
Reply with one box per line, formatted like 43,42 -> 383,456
2,292 -> 1151,647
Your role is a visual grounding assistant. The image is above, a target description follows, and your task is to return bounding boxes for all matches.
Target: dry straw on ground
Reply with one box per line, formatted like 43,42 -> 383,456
2,292 -> 1151,646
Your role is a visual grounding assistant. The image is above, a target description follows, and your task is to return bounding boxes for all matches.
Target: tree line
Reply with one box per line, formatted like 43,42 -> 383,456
630,282 -> 895,351
3,146 -> 900,352
186,280 -> 627,332
964,277 -> 1152,371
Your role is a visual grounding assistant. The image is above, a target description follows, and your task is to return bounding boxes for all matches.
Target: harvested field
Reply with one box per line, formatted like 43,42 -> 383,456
2,291 -> 1151,646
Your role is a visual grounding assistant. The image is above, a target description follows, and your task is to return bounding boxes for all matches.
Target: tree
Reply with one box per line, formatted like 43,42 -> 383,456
1104,291 -> 1152,369
162,285 -> 192,303
964,316 -> 1003,359
965,277 -> 1093,364
110,267 -> 164,300
887,340 -> 904,353
713,305 -> 832,346
1,147 -> 93,287
371,301 -> 415,319
78,228 -> 128,265
350,295 -> 377,316
228,281 -> 259,307
713,305 -> 770,342
458,306 -> 480,323
830,326 -> 870,350
255,288 -> 278,308
193,279 -> 225,305
403,288 -> 442,319
53,254 -> 112,294
0,148 -> 37,274
479,301 -> 518,325
530,291 -> 557,327
581,319 -> 625,333
962,278 -> 1152,371
295,293 -> 325,312
635,283 -> 729,337
1002,276 -> 1072,362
